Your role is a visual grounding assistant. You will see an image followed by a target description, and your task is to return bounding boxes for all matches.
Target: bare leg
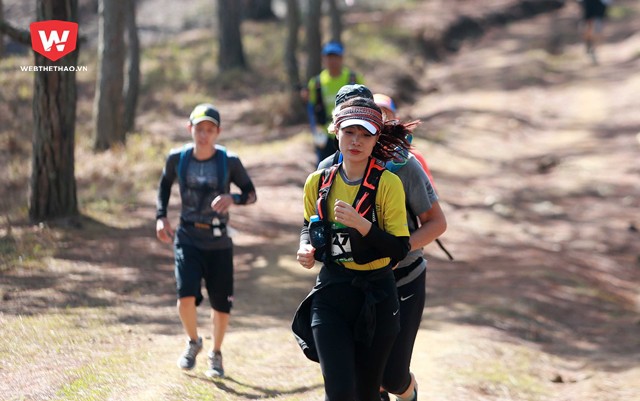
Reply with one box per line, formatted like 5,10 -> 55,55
583,18 -> 602,64
177,296 -> 198,340
584,19 -> 595,52
211,309 -> 230,352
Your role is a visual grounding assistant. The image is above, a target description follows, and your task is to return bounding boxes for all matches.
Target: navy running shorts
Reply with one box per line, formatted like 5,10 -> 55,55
174,244 -> 234,313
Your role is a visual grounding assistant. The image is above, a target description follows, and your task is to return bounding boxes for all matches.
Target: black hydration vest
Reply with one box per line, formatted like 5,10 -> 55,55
313,157 -> 386,264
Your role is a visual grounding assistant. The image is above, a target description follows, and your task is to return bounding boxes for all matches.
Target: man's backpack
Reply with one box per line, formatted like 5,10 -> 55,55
313,70 -> 357,126
176,144 -> 228,190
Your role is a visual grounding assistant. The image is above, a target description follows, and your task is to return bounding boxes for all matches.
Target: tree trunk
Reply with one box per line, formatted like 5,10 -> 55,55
30,0 -> 79,222
123,0 -> 140,133
305,0 -> 322,81
284,0 -> 306,124
0,0 -> 4,57
218,0 -> 247,71
285,0 -> 301,89
327,0 -> 342,43
243,0 -> 277,21
92,0 -> 125,151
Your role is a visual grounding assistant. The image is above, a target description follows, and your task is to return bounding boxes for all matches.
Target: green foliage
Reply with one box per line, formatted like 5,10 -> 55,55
608,5 -> 636,19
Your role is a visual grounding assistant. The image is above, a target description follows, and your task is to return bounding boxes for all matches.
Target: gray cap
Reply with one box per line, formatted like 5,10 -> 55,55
189,103 -> 220,126
335,84 -> 373,107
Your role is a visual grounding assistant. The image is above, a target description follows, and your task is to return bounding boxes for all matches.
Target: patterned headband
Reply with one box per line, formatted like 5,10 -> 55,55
334,106 -> 384,133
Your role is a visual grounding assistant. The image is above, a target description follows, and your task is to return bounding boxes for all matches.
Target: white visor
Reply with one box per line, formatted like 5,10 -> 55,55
339,119 -> 378,135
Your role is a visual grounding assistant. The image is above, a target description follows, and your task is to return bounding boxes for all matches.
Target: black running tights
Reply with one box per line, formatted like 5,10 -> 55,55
313,323 -> 397,401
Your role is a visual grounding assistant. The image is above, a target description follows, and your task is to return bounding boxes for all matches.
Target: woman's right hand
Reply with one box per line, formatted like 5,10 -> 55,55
334,199 -> 372,235
156,218 -> 174,244
296,244 -> 316,269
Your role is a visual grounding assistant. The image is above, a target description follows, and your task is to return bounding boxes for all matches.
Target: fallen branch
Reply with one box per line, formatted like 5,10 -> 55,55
0,19 -> 30,46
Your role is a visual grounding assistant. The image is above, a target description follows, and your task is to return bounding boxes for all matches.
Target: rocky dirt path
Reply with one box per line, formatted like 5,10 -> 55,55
403,3 -> 640,400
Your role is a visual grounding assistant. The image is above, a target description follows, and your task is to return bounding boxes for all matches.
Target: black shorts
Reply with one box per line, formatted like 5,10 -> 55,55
174,244 -> 233,313
583,0 -> 608,20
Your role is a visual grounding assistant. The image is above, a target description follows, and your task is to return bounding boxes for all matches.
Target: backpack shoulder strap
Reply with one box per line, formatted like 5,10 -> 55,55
177,144 -> 228,190
312,74 -> 328,125
177,143 -> 194,187
316,158 -> 384,224
348,70 -> 357,84
354,158 -> 385,224
316,165 -> 340,222
314,74 -> 323,105
331,151 -> 342,165
215,144 -> 228,190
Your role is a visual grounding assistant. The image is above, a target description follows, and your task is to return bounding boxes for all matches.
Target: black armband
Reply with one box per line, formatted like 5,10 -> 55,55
234,183 -> 256,205
349,224 -> 410,264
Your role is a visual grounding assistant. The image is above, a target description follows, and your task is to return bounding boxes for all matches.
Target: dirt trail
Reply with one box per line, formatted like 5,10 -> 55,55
404,3 -> 640,399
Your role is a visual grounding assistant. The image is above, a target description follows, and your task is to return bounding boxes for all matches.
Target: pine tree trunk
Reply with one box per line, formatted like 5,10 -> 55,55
327,0 -> 342,43
123,0 -> 140,133
30,0 -> 79,222
305,0 -> 322,81
0,0 -> 5,57
243,0 -> 277,20
218,0 -> 247,71
92,0 -> 125,151
284,0 -> 306,124
285,0 -> 301,89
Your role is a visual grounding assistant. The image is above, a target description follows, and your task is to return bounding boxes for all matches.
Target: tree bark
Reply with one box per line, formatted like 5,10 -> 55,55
0,17 -> 31,45
284,0 -> 306,124
123,0 -> 140,133
30,0 -> 79,222
305,0 -> 322,81
327,0 -> 342,43
285,0 -> 301,89
243,0 -> 277,21
218,0 -> 247,71
0,0 -> 5,57
92,0 -> 126,151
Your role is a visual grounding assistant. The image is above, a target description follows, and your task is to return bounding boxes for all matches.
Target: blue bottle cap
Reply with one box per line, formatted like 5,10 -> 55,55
310,215 -> 320,223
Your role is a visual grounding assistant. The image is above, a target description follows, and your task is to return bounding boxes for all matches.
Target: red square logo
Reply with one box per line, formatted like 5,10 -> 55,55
30,20 -> 78,62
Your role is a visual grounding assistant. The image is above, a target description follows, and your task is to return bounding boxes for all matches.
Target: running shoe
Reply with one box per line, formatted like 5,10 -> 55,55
177,337 -> 203,370
206,350 -> 225,378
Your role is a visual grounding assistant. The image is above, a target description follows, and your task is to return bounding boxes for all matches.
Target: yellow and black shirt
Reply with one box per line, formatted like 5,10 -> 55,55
303,166 -> 409,271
